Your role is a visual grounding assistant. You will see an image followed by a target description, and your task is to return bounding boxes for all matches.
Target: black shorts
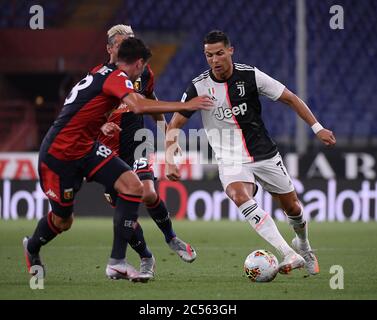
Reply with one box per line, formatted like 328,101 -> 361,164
39,140 -> 132,218
132,156 -> 155,181
103,156 -> 155,207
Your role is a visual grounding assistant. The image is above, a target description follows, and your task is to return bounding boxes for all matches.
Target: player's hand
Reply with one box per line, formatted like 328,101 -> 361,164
166,163 -> 181,181
317,128 -> 336,146
101,122 -> 121,137
185,96 -> 214,111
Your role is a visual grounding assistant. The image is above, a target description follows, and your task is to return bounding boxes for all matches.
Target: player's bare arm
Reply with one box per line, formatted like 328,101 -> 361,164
278,88 -> 336,146
165,113 -> 189,181
150,112 -> 182,156
122,92 -> 213,114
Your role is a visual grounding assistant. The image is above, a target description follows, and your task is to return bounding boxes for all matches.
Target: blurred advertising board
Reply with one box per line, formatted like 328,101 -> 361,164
1,150 -> 377,181
1,178 -> 376,222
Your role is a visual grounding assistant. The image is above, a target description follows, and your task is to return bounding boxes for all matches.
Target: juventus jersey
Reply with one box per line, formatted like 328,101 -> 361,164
180,63 -> 285,164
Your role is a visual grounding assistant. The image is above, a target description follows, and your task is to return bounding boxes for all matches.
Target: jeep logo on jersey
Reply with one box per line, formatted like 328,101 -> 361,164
214,103 -> 247,120
237,82 -> 245,97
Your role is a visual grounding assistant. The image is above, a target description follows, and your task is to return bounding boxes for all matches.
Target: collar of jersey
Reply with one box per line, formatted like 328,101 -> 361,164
209,63 -> 235,83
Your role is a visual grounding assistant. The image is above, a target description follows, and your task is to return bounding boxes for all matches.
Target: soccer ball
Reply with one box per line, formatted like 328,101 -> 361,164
244,249 -> 279,282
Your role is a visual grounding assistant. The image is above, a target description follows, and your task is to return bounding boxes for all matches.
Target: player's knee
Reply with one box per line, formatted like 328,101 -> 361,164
228,192 -> 251,207
284,200 -> 301,216
128,180 -> 144,196
115,172 -> 143,196
51,214 -> 74,232
142,191 -> 158,206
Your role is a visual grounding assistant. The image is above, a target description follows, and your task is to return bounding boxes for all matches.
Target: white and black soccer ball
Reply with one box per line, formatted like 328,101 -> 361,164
244,249 -> 279,282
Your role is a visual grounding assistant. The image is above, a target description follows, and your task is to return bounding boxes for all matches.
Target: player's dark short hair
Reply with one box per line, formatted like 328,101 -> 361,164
203,30 -> 231,47
118,37 -> 152,64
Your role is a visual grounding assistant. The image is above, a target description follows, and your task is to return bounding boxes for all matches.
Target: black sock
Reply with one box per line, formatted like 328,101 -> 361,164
129,222 -> 153,259
147,196 -> 176,243
110,194 -> 141,260
27,212 -> 61,254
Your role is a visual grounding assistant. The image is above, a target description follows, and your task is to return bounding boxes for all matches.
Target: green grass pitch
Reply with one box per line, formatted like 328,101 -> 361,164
1,218 -> 376,300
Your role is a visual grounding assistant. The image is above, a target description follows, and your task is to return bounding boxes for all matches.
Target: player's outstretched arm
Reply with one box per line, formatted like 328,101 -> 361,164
165,113 -> 189,181
278,88 -> 336,146
122,92 -> 213,115
143,92 -> 170,135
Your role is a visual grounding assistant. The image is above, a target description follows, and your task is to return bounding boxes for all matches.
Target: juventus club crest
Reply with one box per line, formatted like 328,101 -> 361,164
236,82 -> 245,97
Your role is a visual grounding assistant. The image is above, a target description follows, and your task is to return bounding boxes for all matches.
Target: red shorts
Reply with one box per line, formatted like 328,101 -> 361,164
39,141 -> 131,217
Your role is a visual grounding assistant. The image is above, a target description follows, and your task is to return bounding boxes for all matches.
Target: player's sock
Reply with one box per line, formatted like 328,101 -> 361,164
108,258 -> 125,266
27,211 -> 61,254
287,210 -> 310,249
129,221 -> 153,259
110,194 -> 141,260
239,199 -> 293,257
146,196 -> 176,243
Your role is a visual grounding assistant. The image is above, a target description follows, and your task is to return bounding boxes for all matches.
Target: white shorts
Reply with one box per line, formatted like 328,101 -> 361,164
218,153 -> 294,194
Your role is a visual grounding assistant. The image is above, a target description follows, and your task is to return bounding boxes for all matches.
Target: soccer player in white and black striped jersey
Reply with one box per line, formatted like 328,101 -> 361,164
165,30 -> 336,275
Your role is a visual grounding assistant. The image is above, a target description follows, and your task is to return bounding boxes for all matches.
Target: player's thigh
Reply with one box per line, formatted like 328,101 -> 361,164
102,175 -> 146,208
114,170 -> 144,196
218,162 -> 255,190
252,153 -> 294,194
101,159 -> 155,206
38,156 -> 82,217
218,163 -> 257,206
83,141 -> 132,189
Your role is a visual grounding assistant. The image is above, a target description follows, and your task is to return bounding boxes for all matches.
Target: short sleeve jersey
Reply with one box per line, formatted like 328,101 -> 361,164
180,64 -> 285,164
43,63 -> 134,160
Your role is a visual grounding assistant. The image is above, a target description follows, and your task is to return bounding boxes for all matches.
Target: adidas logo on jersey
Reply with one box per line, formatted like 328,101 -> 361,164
214,102 -> 247,120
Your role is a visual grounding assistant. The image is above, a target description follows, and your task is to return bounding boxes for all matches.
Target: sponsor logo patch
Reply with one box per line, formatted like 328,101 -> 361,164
125,80 -> 134,89
63,188 -> 74,200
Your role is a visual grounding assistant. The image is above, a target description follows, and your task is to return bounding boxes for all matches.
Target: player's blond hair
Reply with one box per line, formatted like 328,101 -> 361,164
107,24 -> 134,45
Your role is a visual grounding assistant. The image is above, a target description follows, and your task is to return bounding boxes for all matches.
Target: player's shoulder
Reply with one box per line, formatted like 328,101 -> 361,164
234,63 -> 255,72
92,63 -> 134,93
92,63 -> 125,78
90,63 -> 104,74
192,69 -> 211,84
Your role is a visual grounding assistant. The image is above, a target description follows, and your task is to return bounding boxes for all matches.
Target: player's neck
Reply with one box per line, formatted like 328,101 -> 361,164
212,64 -> 233,82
